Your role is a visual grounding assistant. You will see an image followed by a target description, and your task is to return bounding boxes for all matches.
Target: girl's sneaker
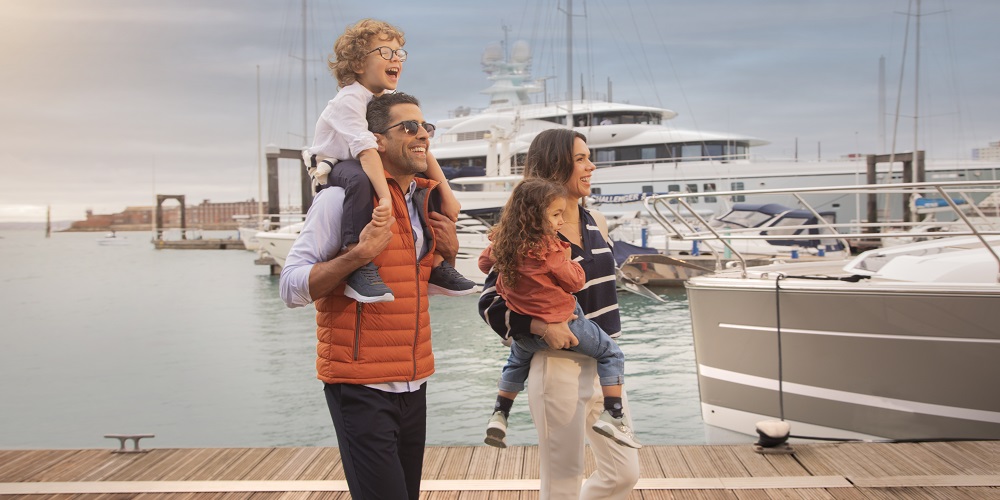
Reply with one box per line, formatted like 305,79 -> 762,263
484,411 -> 508,448
592,411 -> 642,449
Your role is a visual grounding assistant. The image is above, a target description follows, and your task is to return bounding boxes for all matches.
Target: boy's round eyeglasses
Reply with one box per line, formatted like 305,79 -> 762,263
379,120 -> 435,138
368,46 -> 407,62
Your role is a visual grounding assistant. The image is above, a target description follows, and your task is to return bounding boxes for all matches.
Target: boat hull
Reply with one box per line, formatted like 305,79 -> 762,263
686,276 -> 1000,440
255,232 -> 297,267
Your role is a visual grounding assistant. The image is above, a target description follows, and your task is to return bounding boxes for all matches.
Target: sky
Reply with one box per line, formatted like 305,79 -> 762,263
1,0 -> 998,223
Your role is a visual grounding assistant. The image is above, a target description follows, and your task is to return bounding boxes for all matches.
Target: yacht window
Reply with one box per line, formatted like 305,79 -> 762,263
667,184 -> 680,204
681,144 -> 702,161
596,149 -> 616,163
641,147 -> 656,160
591,187 -> 602,194
730,182 -> 746,202
642,185 -> 653,194
706,144 -> 724,160
703,183 -> 717,203
686,184 -> 699,203
456,131 -> 488,141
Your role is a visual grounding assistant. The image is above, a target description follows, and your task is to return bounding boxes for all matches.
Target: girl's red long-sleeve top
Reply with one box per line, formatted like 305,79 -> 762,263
478,236 -> 585,323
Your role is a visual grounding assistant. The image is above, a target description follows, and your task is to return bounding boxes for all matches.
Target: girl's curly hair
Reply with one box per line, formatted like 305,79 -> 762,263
489,178 -> 567,288
328,19 -> 405,88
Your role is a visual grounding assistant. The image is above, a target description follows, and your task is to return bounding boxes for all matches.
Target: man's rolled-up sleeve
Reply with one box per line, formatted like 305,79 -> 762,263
279,188 -> 345,308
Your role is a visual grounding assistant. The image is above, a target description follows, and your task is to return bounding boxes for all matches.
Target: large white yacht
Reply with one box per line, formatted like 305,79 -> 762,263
437,39 -> 766,216
437,40 -> 1000,227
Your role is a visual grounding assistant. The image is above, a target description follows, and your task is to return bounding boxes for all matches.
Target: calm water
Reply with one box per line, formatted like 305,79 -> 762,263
0,229 -> 748,449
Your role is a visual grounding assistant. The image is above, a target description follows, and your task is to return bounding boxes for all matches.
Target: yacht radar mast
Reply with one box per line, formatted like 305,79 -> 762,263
480,40 -> 541,110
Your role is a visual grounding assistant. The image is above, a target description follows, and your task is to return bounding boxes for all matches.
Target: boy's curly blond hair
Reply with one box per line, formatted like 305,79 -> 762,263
328,19 -> 405,88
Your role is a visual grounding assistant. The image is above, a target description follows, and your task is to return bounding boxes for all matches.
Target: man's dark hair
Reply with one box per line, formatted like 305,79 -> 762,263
367,92 -> 421,134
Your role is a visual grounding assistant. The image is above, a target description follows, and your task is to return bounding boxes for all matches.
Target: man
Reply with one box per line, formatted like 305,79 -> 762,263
279,92 -> 459,500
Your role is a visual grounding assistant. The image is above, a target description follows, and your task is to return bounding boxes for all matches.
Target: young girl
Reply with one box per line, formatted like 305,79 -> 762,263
478,178 -> 641,449
304,18 -> 473,303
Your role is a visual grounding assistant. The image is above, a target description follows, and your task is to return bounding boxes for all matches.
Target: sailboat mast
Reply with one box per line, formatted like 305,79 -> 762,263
257,64 -> 264,220
913,0 -> 921,182
302,0 -> 308,149
566,0 -> 573,127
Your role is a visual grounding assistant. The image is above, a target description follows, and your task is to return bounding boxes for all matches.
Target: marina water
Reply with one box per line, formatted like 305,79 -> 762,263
0,230 -> 748,449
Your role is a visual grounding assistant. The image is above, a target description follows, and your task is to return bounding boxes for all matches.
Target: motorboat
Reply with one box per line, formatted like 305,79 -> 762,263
611,202 -> 851,287
254,222 -> 303,268
97,231 -> 129,246
674,179 -> 1000,440
233,215 -> 271,252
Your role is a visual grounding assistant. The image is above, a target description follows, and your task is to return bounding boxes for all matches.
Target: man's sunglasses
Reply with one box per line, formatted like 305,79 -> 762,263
378,120 -> 435,138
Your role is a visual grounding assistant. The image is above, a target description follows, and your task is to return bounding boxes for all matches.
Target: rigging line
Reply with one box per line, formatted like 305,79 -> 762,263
525,0 -> 548,101
624,0 -> 662,108
941,0 -> 972,159
512,0 -> 534,55
590,1 -> 648,107
876,0 -> 915,218
887,0 -> 913,179
639,0 -> 703,141
307,2 -> 340,120
263,0 -> 297,144
583,0 -> 595,103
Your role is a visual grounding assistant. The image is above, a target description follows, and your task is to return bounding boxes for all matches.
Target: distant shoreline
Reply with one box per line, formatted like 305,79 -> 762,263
0,222 -> 240,232
60,223 -> 241,233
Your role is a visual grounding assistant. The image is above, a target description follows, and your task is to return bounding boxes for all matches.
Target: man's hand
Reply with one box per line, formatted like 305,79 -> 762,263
427,211 -> 459,263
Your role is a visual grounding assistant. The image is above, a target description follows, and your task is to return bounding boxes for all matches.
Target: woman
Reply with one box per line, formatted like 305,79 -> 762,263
478,129 -> 640,499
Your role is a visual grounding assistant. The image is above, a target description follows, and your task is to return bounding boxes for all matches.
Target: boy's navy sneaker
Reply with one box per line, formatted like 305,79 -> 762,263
428,261 -> 477,296
344,262 -> 394,303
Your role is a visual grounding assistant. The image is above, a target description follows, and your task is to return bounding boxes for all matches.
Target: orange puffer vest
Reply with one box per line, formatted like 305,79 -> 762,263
313,177 -> 438,384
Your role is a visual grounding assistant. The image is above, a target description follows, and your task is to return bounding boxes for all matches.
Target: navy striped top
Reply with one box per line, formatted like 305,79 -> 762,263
478,205 -> 621,340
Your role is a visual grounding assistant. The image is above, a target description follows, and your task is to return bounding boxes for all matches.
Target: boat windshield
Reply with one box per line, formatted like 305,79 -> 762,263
712,209 -> 774,229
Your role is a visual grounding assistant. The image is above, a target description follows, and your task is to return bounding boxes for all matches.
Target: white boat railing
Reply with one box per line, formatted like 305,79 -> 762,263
642,179 -> 1000,279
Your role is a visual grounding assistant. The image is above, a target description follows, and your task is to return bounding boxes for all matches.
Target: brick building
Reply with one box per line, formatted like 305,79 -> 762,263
68,199 -> 261,231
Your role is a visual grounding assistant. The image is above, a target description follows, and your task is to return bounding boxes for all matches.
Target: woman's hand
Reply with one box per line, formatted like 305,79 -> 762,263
531,317 -> 579,350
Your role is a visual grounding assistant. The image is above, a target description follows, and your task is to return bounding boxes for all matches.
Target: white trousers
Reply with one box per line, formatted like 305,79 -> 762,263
527,349 -> 641,500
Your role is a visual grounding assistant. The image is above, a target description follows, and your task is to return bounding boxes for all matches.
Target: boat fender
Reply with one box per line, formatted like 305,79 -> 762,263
753,420 -> 794,455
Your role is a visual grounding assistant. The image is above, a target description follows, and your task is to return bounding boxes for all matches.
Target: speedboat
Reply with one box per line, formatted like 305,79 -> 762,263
254,222 -> 303,268
97,232 -> 129,246
675,179 -> 1000,440
611,202 -> 851,287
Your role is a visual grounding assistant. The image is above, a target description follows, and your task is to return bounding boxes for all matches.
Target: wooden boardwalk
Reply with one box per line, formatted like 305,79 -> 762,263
1,441 -> 997,499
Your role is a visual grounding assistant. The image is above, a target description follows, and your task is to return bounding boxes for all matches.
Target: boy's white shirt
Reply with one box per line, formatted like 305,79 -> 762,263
306,81 -> 379,161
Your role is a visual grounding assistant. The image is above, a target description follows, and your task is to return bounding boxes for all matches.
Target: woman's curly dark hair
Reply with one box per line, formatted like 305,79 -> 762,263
489,178 -> 567,288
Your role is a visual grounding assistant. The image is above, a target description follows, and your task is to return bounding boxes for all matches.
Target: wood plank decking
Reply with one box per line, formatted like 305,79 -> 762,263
0,441 -> 997,499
